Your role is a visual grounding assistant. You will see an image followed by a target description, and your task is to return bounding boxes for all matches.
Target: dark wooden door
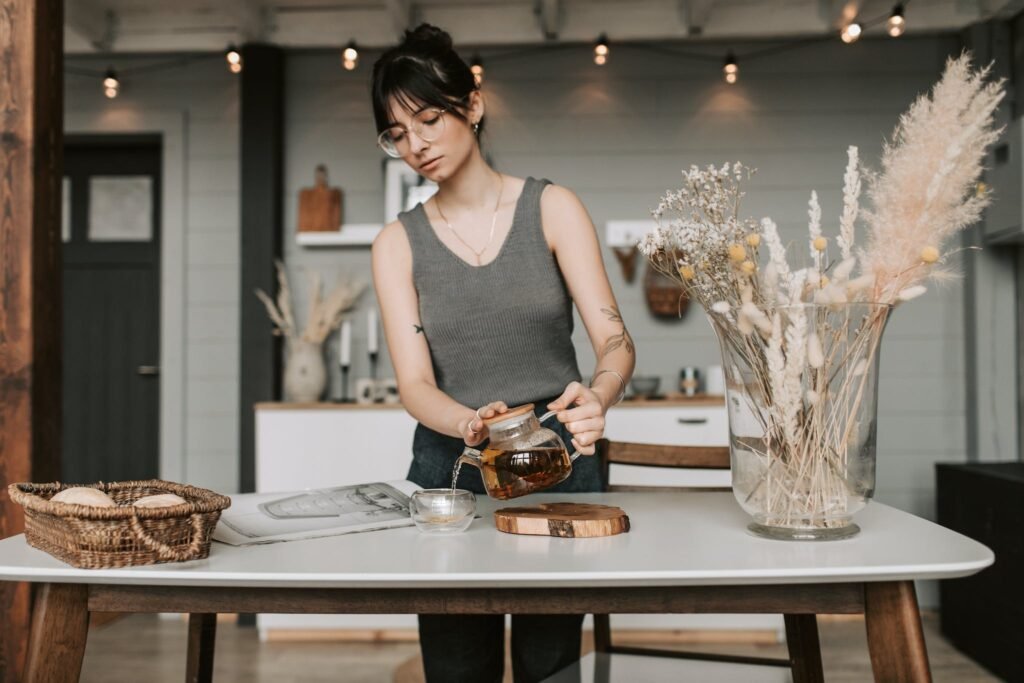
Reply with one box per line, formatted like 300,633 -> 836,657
62,136 -> 161,483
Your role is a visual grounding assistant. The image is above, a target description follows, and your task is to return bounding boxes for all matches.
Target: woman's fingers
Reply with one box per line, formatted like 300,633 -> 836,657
547,382 -> 585,412
570,435 -> 599,456
564,416 -> 604,436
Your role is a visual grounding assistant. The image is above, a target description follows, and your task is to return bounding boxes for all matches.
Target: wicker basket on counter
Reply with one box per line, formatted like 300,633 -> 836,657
8,480 -> 231,569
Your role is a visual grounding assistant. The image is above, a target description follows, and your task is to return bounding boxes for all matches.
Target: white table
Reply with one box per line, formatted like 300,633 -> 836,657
0,492 -> 993,682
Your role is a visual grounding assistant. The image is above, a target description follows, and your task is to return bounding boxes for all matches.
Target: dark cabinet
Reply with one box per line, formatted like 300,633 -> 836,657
937,462 -> 1024,682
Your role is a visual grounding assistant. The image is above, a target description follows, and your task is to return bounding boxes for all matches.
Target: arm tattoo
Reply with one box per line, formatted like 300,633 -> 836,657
413,324 -> 424,334
599,305 -> 635,359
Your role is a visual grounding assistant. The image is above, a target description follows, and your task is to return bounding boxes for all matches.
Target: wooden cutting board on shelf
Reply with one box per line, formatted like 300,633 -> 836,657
494,502 -> 630,538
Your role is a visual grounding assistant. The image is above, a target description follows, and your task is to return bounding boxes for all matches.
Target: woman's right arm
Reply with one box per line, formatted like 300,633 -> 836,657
371,221 -> 504,444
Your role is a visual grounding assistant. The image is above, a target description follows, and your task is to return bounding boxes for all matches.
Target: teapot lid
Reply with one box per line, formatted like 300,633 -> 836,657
482,403 -> 535,427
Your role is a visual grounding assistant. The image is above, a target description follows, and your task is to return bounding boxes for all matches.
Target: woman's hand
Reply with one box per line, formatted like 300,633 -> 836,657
547,382 -> 606,455
459,401 -> 509,447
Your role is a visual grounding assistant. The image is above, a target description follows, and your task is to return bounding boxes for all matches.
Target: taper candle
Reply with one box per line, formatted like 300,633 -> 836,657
339,320 -> 351,366
368,309 -> 379,354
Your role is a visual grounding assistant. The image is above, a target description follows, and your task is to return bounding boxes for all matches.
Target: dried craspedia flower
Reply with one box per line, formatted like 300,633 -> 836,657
812,236 -> 827,252
679,264 -> 695,280
745,234 -> 761,247
920,246 -> 940,264
740,260 -> 756,275
728,243 -> 746,262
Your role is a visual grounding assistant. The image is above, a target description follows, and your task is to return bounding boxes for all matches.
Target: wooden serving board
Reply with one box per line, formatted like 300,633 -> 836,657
493,502 -> 630,538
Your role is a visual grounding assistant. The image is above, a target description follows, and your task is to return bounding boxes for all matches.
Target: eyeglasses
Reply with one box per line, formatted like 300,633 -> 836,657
377,108 -> 448,158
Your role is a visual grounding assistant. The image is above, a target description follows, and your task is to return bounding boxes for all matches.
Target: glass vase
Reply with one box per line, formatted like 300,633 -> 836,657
708,302 -> 891,540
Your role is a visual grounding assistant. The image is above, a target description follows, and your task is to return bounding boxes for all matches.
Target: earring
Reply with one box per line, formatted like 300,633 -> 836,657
473,122 -> 480,134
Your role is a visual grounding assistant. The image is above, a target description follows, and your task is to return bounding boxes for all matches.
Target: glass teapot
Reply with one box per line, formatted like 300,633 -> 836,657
456,403 -> 582,500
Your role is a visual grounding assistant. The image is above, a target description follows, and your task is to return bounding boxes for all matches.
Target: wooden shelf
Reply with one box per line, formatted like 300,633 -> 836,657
295,223 -> 382,247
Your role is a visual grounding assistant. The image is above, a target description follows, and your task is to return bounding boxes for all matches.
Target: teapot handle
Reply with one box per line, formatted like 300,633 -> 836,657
538,410 -> 583,462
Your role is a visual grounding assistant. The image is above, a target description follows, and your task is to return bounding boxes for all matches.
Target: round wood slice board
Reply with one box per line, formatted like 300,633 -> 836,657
493,502 -> 630,538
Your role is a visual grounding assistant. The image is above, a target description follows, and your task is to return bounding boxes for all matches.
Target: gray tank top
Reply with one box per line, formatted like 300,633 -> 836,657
398,177 -> 582,409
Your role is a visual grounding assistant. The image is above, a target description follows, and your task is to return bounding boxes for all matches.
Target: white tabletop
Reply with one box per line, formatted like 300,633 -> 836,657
0,492 -> 993,589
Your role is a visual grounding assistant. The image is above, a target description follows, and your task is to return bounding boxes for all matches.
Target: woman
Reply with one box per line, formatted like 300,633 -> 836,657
370,24 -> 636,683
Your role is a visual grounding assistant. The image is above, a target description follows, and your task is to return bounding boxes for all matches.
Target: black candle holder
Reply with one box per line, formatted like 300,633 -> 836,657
334,363 -> 353,403
369,352 -> 381,402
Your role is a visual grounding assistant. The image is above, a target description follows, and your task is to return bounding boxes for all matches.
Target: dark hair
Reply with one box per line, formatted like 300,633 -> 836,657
371,24 -> 482,137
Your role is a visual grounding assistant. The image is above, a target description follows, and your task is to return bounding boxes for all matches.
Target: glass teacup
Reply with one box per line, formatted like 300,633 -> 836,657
410,489 -> 475,534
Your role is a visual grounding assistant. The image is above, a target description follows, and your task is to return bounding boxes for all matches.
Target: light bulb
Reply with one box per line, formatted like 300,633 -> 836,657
888,5 -> 905,37
723,53 -> 738,84
594,34 -> 609,64
342,40 -> 359,68
841,22 -> 862,44
103,69 -> 119,98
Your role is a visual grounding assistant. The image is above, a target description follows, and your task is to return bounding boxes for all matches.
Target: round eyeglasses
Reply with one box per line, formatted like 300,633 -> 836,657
377,108 -> 448,158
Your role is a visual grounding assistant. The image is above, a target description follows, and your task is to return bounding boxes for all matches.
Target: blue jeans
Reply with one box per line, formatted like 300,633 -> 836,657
407,400 -> 602,683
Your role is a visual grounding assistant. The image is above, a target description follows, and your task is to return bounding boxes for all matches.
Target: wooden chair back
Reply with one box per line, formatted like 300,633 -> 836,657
595,439 -> 731,493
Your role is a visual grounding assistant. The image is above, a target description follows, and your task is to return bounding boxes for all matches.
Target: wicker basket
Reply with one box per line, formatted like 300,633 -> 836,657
8,480 -> 231,569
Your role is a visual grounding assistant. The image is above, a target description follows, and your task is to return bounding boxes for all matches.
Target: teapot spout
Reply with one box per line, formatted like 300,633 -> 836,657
458,447 -> 482,468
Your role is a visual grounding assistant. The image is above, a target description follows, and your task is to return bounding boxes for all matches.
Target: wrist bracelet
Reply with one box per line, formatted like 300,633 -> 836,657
590,369 -> 626,406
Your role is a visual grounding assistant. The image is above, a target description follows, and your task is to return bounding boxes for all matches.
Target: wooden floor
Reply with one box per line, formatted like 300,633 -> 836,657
77,613 -> 999,682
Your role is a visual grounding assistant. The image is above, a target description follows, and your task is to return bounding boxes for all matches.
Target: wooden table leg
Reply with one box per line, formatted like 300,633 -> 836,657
24,583 -> 90,683
185,613 -> 217,683
784,614 -> 824,683
865,581 -> 932,683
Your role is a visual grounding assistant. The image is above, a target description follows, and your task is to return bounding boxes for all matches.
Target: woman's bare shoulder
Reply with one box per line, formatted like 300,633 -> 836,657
371,219 -> 412,271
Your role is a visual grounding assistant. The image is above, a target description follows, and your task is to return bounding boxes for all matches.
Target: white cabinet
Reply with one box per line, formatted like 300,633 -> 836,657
253,400 -> 780,639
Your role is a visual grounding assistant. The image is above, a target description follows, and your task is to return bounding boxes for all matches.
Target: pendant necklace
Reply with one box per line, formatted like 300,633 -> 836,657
435,174 -> 504,266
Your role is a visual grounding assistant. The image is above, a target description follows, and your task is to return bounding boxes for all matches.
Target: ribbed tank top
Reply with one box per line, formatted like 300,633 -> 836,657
398,177 -> 582,409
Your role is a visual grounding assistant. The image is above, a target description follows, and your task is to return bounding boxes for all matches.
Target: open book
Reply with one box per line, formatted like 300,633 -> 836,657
213,480 -> 421,546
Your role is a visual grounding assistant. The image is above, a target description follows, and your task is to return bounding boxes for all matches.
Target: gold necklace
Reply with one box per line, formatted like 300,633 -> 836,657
435,174 -> 504,266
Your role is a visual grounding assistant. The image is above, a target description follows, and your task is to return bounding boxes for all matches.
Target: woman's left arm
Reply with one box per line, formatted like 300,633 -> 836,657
541,184 -> 637,454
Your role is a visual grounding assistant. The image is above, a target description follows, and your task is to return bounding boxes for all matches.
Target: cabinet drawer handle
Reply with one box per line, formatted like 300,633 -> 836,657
677,417 -> 708,425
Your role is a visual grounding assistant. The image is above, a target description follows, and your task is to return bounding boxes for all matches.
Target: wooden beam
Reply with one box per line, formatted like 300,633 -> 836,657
536,0 -> 560,40
383,0 -> 413,39
679,0 -> 715,36
817,0 -> 860,29
64,0 -> 115,50
225,0 -> 267,42
0,0 -> 64,680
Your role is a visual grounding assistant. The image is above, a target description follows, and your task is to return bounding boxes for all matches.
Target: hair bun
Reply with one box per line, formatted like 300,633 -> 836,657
402,23 -> 454,54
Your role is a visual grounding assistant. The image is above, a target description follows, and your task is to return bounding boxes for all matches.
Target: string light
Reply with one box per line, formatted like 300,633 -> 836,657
225,45 -> 242,74
470,55 -> 484,86
594,33 -> 609,65
723,52 -> 738,84
103,68 -> 119,98
888,4 -> 906,37
342,40 -> 359,71
840,22 -> 862,44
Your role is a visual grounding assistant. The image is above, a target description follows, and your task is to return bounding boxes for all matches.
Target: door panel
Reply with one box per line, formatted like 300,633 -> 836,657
62,137 -> 161,484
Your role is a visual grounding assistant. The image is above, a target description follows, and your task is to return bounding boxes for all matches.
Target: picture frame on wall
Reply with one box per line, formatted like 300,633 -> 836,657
383,158 -> 437,224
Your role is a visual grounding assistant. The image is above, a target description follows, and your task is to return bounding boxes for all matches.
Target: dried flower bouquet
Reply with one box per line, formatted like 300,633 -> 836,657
255,260 -> 366,344
639,54 -> 1005,538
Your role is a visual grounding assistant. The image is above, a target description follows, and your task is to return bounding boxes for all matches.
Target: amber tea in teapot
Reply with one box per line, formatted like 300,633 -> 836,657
454,404 -> 582,500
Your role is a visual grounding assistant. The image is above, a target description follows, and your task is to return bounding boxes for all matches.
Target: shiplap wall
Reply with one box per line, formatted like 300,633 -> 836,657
65,57 -> 241,494
285,35 -> 968,530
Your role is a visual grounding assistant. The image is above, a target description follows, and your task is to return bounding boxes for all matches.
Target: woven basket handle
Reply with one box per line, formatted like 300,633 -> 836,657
129,513 -> 206,562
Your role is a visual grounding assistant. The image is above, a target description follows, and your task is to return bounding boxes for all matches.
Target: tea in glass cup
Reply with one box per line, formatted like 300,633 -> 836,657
410,489 -> 475,534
